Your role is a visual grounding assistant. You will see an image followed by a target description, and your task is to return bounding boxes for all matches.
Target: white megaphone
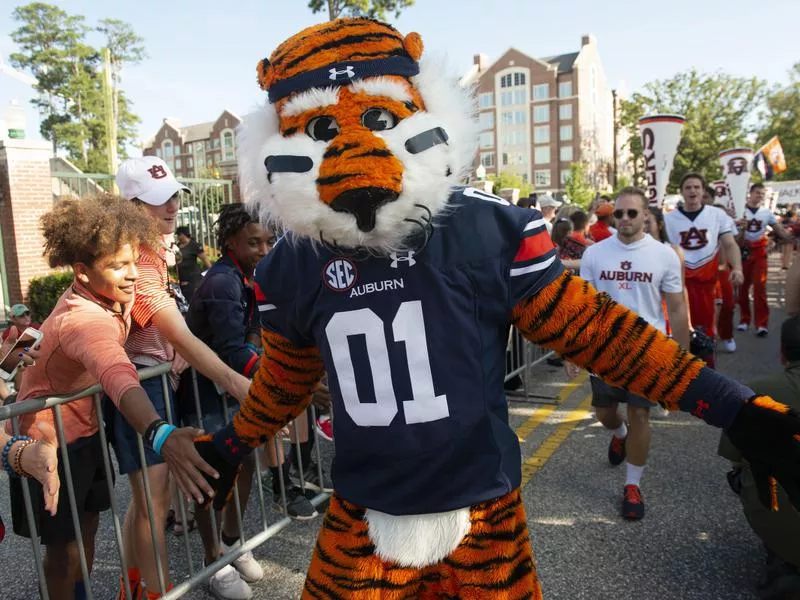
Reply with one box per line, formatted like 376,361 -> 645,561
639,114 -> 685,208
719,148 -> 753,219
711,179 -> 733,213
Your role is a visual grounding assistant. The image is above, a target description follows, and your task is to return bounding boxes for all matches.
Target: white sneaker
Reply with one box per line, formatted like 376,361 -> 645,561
208,564 -> 253,600
221,541 -> 264,583
757,327 -> 769,338
737,323 -> 748,331
722,339 -> 737,353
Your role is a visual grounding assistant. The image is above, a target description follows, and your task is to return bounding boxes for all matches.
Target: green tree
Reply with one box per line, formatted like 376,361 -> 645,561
758,63 -> 800,181
563,162 -> 594,207
308,0 -> 414,20
9,3 -> 143,173
620,69 -> 766,192
489,171 -> 532,198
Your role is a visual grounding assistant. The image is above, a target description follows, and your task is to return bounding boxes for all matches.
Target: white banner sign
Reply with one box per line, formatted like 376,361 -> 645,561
719,148 -> 753,219
639,114 -> 685,208
766,181 -> 800,207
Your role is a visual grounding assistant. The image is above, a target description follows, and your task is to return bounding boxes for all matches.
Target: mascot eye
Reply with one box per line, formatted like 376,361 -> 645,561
362,108 -> 397,131
306,116 -> 340,141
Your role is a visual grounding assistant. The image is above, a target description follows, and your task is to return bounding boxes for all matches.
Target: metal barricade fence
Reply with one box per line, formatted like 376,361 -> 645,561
503,327 -> 559,404
0,363 -> 330,600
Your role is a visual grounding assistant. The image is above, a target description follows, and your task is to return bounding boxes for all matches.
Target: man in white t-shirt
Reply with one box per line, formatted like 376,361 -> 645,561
580,187 -> 690,521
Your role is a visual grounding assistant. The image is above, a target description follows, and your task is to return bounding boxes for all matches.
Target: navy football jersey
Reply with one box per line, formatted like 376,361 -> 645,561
253,187 -> 563,515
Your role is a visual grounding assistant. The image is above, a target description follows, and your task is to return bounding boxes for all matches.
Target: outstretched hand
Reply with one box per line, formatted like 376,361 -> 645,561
161,427 -> 220,504
725,396 -> 800,511
20,422 -> 60,516
193,434 -> 242,511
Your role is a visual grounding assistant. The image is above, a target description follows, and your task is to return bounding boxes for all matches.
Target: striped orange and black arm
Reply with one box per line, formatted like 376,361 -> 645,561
511,271 -> 754,428
232,329 -> 325,448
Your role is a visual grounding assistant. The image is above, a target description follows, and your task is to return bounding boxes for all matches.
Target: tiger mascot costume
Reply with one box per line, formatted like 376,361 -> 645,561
194,18 -> 800,599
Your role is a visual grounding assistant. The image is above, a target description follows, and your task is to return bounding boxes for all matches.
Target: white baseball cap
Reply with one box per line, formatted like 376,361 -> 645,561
116,156 -> 189,206
538,194 -> 562,208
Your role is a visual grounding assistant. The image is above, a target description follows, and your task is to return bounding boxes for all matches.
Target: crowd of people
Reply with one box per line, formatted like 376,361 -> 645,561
0,162 -> 797,599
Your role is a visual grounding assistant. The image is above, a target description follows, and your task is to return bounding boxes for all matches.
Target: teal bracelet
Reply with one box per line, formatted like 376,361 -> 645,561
152,424 -> 176,455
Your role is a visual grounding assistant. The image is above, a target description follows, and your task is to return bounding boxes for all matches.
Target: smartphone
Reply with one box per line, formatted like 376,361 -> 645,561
0,327 -> 44,381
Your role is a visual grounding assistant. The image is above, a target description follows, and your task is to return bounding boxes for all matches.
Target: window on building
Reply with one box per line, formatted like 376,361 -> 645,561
479,112 -> 494,130
479,92 -> 493,108
561,170 -> 571,185
532,84 -> 549,101
162,140 -> 174,168
533,106 -> 549,123
479,131 -> 494,148
559,80 -> 573,97
187,157 -> 194,168
155,148 -> 162,158
514,72 -> 526,86
535,170 -> 551,187
213,138 -> 220,149
502,152 -> 509,166
501,91 -> 513,106
534,126 -> 549,144
207,157 -> 213,167
514,110 -> 526,125
534,147 -> 550,164
560,146 -> 573,161
222,130 -> 235,161
560,125 -> 573,141
501,111 -> 514,125
480,152 -> 495,168
500,74 -> 512,88
559,104 -> 573,120
175,158 -> 182,169
513,89 -> 526,105
185,142 -> 192,153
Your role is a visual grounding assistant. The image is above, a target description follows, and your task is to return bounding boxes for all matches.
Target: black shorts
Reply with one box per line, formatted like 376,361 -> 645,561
590,376 -> 654,409
10,432 -> 112,545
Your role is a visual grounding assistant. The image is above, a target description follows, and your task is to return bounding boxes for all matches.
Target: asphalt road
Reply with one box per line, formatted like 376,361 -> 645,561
0,256 -> 791,600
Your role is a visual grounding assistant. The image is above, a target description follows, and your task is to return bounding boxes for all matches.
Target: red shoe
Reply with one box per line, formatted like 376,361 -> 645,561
315,414 -> 334,442
622,484 -> 645,520
608,434 -> 626,466
117,576 -> 145,600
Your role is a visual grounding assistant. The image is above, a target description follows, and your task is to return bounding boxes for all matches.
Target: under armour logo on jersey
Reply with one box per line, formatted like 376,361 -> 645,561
147,165 -> 167,179
678,227 -> 709,250
329,66 -> 355,81
390,251 -> 416,268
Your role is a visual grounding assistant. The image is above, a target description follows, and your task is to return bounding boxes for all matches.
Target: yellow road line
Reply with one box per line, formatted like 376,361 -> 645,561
514,371 -> 588,442
521,393 -> 594,487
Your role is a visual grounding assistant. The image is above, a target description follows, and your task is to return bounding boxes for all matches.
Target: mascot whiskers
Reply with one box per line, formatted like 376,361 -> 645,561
195,18 -> 800,599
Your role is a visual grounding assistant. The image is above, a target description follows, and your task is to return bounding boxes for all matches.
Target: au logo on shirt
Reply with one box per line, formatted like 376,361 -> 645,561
679,227 -> 709,250
324,258 -> 357,291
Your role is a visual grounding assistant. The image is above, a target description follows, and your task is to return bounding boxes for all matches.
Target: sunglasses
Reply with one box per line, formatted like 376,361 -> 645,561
613,209 -> 639,220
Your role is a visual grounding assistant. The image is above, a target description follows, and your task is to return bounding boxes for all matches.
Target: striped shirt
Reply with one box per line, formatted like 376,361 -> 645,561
125,243 -> 177,367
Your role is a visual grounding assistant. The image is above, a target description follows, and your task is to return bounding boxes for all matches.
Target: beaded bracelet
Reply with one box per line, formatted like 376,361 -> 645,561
2,435 -> 32,478
13,439 -> 37,478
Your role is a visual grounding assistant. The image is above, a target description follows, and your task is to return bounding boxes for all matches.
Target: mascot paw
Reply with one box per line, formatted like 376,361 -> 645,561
194,433 -> 243,511
726,396 -> 800,511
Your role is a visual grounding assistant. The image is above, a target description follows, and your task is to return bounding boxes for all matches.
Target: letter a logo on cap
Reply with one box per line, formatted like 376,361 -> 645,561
148,165 -> 168,179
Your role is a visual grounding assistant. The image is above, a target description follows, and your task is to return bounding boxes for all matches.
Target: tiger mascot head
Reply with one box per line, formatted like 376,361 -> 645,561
237,18 -> 478,253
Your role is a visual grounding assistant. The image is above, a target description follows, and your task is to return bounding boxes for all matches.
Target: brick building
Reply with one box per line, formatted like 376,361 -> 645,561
462,34 -> 617,195
142,110 -> 241,182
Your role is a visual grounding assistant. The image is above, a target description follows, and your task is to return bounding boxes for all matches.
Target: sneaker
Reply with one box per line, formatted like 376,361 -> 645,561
208,564 -> 253,600
622,484 -> 645,520
221,541 -> 264,584
117,576 -> 145,600
314,414 -> 334,442
273,485 -> 318,521
722,339 -> 737,353
298,460 -> 334,493
608,434 -> 626,467
737,322 -> 749,331
757,327 -> 769,337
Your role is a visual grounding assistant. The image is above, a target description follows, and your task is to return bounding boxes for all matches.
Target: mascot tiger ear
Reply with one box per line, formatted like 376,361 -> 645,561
256,57 -> 274,91
403,32 -> 423,61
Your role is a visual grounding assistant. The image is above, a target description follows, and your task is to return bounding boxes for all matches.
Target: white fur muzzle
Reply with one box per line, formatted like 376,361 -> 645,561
364,507 -> 471,568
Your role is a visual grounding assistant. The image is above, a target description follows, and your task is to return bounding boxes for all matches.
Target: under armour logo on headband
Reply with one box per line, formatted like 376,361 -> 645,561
329,66 -> 355,81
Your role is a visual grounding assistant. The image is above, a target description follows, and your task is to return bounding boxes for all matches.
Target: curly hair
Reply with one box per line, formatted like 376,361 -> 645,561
216,203 -> 259,252
41,195 -> 160,268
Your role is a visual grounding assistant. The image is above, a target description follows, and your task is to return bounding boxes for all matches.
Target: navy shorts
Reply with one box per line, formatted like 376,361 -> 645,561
104,364 -> 177,475
590,376 -> 654,409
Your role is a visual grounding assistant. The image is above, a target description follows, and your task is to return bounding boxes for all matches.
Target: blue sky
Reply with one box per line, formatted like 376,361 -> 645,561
1,0 -> 798,152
